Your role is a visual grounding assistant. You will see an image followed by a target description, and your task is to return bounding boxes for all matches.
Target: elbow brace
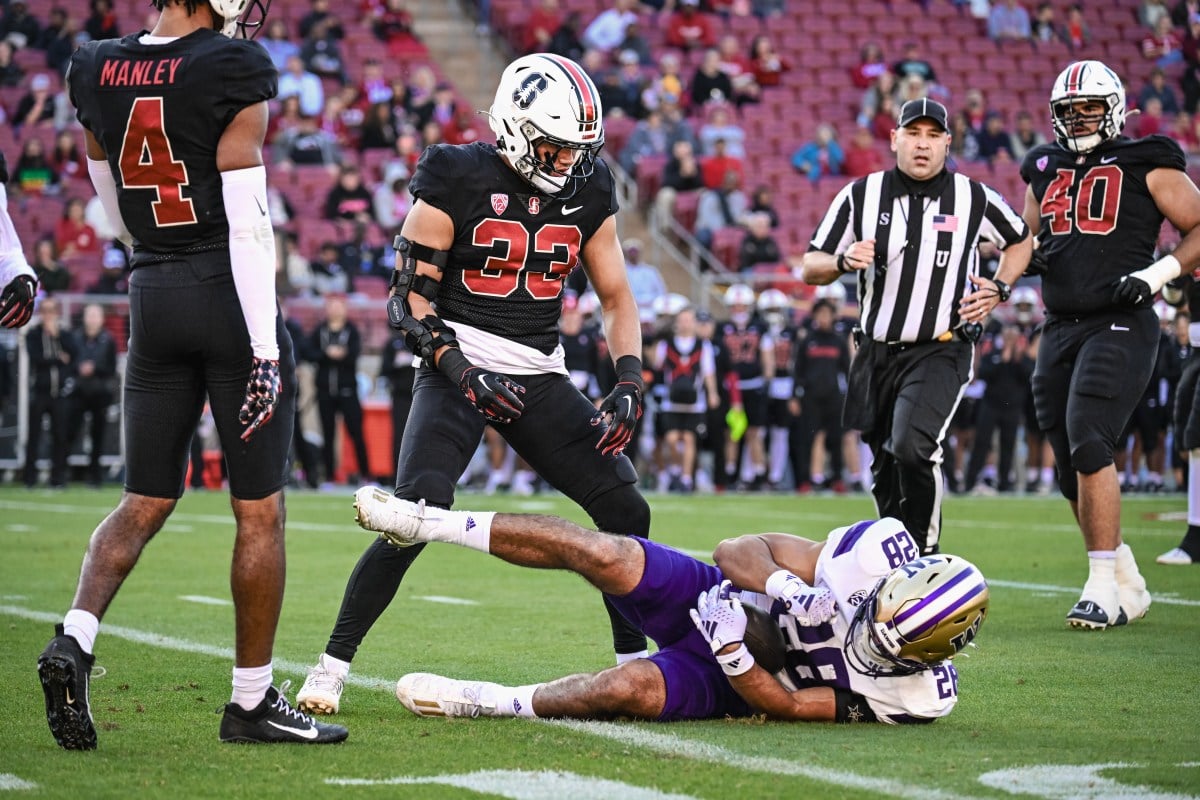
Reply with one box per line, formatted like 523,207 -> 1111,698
222,165 -> 279,361
87,157 -> 133,247
1128,254 -> 1182,295
386,235 -> 454,361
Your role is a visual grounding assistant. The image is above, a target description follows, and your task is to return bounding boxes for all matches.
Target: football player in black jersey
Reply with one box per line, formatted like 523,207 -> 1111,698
36,0 -> 348,748
1160,274 -> 1200,566
297,53 -> 651,716
1018,59 -> 1200,629
0,149 -> 38,329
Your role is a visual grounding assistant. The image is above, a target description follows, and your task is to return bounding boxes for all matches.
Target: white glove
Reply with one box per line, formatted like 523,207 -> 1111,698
765,570 -> 838,626
689,580 -> 754,676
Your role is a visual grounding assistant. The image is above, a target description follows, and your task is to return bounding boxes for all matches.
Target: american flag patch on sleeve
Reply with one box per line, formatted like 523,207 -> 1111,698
931,214 -> 959,232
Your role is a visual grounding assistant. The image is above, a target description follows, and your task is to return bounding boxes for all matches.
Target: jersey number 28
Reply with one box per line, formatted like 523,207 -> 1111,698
118,97 -> 198,227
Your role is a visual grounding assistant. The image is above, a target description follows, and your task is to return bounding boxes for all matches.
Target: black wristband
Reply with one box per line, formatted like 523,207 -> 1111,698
837,253 -> 850,274
614,354 -> 644,391
434,346 -> 472,383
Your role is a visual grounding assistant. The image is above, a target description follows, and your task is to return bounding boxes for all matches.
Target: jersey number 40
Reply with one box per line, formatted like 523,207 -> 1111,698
1040,165 -> 1121,236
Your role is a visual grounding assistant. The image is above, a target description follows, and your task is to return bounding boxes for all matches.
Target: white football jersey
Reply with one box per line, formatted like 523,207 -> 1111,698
740,520 -> 960,723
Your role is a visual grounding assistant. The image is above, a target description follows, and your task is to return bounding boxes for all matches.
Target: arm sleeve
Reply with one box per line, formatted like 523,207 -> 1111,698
86,157 -> 133,247
222,165 -> 279,361
0,184 -> 34,288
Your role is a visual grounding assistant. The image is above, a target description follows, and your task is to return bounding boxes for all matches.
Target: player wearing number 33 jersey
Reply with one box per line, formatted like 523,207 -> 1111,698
297,54 -> 653,717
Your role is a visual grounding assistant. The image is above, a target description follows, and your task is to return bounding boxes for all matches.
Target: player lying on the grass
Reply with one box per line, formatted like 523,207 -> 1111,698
352,488 -> 989,724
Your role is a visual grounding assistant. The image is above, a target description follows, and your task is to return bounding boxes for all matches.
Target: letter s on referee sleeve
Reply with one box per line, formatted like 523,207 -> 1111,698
222,165 -> 279,361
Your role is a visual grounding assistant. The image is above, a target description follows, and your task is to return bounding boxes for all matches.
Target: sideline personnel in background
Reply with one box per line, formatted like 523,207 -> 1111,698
803,97 -> 1031,555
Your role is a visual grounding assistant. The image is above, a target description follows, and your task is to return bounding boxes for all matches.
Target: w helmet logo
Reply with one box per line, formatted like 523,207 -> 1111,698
513,73 -> 549,110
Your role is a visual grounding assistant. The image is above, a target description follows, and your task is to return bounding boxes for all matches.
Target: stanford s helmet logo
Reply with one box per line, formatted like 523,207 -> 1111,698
513,73 -> 549,110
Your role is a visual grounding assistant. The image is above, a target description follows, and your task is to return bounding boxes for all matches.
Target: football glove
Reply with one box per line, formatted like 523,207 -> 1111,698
689,581 -> 754,676
593,356 -> 645,456
765,570 -> 838,626
1112,274 -> 1152,308
238,357 -> 281,442
0,274 -> 36,329
459,366 -> 526,424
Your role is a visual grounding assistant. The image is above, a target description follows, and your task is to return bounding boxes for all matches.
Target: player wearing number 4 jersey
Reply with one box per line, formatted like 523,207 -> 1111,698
38,0 -> 347,749
1019,59 -> 1199,630
352,490 -> 987,724
297,53 -> 651,716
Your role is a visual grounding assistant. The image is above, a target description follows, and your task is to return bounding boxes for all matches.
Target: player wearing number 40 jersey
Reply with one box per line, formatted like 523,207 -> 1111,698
38,0 -> 347,749
351,491 -> 988,724
296,53 -> 652,716
1018,59 -> 1200,631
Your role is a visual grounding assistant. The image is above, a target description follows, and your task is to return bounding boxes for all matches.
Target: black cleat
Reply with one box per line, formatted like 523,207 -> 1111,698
38,624 -> 97,750
1066,600 -> 1115,630
219,683 -> 348,744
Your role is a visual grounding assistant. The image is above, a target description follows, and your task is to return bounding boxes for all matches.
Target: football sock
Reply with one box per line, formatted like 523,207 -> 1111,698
1085,551 -> 1117,588
1187,450 -> 1200,526
424,508 -> 495,551
768,427 -> 789,483
1181,525 -> 1200,560
231,662 -> 273,711
63,608 -> 99,655
616,650 -> 649,665
319,652 -> 351,677
504,684 -> 540,718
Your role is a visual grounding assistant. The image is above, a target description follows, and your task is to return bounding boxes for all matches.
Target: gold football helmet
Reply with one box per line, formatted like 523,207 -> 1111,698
846,554 -> 989,678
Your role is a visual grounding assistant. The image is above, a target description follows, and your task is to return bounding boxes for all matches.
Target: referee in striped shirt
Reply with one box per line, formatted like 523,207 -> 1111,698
802,98 -> 1032,554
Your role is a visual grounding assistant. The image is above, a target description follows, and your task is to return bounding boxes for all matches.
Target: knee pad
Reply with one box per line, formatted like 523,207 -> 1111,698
1056,467 -> 1078,502
585,482 -> 651,538
1071,438 -> 1114,476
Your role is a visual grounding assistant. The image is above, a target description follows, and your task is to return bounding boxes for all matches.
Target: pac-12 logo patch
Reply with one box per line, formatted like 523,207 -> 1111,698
528,196 -> 541,215
1036,156 -> 1048,171
513,73 -> 548,109
491,193 -> 509,215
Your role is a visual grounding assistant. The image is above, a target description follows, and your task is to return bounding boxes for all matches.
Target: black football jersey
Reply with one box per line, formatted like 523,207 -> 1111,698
409,141 -> 618,354
1021,135 -> 1186,315
68,29 -> 277,259
717,320 -> 769,381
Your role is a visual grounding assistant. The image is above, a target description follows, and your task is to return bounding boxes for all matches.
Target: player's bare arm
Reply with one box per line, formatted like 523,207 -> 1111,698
725,667 -> 837,721
216,100 -> 269,172
713,533 -> 822,588
581,214 -> 642,362
1149,168 -> 1200,270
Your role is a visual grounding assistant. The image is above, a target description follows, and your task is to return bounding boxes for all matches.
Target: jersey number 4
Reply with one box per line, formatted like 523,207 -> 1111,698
1040,165 -> 1122,236
464,219 -> 581,299
118,97 -> 198,227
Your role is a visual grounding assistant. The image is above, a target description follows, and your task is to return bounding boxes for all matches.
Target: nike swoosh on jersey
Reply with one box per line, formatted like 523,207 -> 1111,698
1110,324 -> 1129,331
1100,156 -> 1118,164
561,204 -> 583,215
267,720 -> 319,740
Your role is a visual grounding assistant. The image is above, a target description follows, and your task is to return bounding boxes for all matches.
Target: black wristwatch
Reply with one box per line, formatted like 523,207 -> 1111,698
992,279 -> 1011,303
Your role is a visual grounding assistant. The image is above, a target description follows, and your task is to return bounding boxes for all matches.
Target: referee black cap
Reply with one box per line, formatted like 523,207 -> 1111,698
898,98 -> 949,132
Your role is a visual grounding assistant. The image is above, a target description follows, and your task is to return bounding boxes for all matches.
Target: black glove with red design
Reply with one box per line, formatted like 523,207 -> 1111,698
238,357 -> 281,442
458,365 -> 526,423
0,274 -> 37,329
593,355 -> 644,457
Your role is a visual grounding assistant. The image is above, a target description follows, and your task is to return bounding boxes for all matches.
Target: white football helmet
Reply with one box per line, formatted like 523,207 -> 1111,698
1050,60 -> 1126,154
814,280 -> 848,307
159,0 -> 271,38
757,288 -> 790,329
723,283 -> 756,308
846,552 -> 989,678
488,53 -> 605,198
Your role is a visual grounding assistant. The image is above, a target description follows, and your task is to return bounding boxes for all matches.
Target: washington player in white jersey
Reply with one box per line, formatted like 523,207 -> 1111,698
352,488 -> 989,724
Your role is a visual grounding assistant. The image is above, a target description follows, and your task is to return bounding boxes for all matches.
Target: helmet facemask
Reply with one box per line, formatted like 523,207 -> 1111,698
845,579 -> 929,678
1050,61 -> 1126,153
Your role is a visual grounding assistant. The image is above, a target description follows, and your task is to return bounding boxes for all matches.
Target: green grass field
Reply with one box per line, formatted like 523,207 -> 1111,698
2,485 -> 1198,799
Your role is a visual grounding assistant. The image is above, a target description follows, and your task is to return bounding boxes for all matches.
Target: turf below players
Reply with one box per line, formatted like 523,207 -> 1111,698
354,488 -> 988,724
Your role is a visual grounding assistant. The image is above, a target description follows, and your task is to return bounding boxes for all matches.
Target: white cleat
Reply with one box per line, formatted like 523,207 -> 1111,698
353,487 -> 428,546
296,656 -> 346,715
396,673 -> 499,718
1156,547 -> 1195,566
